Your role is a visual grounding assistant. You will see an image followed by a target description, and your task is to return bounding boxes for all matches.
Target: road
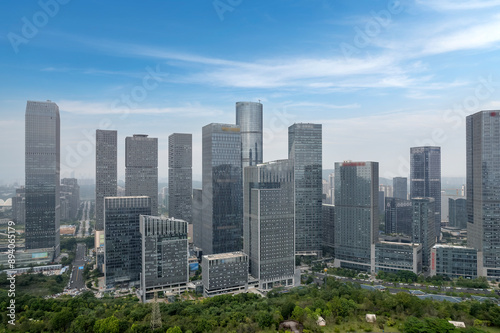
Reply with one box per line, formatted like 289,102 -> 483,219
69,243 -> 87,290
77,201 -> 91,238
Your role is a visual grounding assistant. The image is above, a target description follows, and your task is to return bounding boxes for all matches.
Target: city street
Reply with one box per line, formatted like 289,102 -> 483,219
69,243 -> 87,290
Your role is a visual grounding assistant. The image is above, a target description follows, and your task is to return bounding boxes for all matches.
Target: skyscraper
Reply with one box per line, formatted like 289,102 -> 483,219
236,101 -> 263,168
410,146 -> 441,237
334,161 -> 379,272
60,178 -> 80,220
192,189 -> 203,249
385,197 -> 412,235
25,100 -> 60,256
140,215 -> 189,302
168,133 -> 192,222
393,177 -> 407,200
288,123 -> 322,255
202,123 -> 243,255
95,129 -> 117,231
411,197 -> 436,270
467,110 -> 500,279
104,196 -> 151,288
449,198 -> 467,229
125,134 -> 158,216
243,159 -> 295,290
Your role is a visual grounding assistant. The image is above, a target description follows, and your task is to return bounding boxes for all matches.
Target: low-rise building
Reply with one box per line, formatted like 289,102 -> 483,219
430,244 -> 477,279
202,252 -> 248,297
375,241 -> 422,274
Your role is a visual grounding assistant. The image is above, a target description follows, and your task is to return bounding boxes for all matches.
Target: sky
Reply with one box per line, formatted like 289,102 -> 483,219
1,0 -> 500,184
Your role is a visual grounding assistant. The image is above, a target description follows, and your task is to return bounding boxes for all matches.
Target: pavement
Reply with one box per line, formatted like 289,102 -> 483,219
69,242 -> 87,290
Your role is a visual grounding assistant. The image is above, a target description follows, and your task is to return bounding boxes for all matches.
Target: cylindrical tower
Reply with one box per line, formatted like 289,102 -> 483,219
236,101 -> 263,168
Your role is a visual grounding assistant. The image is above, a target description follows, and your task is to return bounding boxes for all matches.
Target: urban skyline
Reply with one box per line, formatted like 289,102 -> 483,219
2,2 -> 500,184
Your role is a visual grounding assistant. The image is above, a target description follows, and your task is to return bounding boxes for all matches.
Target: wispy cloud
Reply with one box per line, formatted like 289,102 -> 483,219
416,0 -> 500,11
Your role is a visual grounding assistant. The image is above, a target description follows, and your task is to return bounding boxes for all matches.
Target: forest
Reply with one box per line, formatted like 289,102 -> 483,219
1,276 -> 500,332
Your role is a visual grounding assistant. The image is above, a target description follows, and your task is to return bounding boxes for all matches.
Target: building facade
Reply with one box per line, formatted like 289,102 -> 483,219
412,197 -> 436,271
393,177 -> 407,200
140,215 -> 189,302
168,133 -> 192,222
202,123 -> 243,255
104,196 -> 151,288
96,129 -> 117,231
25,100 -> 60,256
125,134 -> 158,216
375,241 -> 422,274
410,146 -> 441,238
385,197 -> 412,235
334,161 -> 379,273
467,110 -> 500,279
236,102 -> 263,168
288,123 -> 322,255
192,189 -> 203,249
60,178 -> 80,221
243,160 -> 295,290
322,204 -> 335,255
449,198 -> 467,229
430,245 -> 478,279
12,187 -> 25,225
202,252 -> 248,297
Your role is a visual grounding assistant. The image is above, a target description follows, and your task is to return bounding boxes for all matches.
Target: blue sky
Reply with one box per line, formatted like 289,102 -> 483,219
1,0 -> 500,184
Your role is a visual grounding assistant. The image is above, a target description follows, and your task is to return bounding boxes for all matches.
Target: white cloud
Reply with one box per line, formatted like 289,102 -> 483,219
417,0 -> 500,11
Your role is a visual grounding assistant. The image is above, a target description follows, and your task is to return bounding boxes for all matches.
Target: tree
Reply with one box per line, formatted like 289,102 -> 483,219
94,316 -> 120,333
166,327 -> 182,333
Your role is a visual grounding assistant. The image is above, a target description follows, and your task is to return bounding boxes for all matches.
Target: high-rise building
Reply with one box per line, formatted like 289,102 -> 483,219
236,102 -> 263,168
322,204 -> 335,255
393,177 -> 407,200
202,252 -> 248,297
104,196 -> 151,288
334,161 -> 379,273
25,100 -> 60,256
243,160 -> 295,290
411,197 -> 436,270
288,123 -> 322,255
385,197 -> 412,235
202,123 -> 243,255
60,178 -> 80,220
95,129 -> 117,231
467,110 -> 500,279
12,187 -> 25,225
140,215 -> 189,302
192,189 -> 203,249
448,198 -> 467,229
410,146 -> 441,238
125,134 -> 158,216
168,133 -> 192,222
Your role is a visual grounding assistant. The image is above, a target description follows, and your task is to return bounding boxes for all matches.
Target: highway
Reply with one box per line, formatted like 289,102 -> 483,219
68,242 -> 87,290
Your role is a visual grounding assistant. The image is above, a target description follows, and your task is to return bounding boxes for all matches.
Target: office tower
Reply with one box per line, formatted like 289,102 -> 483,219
140,215 -> 188,302
334,161 -> 379,273
202,123 -> 243,255
467,110 -> 500,279
328,173 -> 335,205
244,160 -> 295,290
192,189 -> 202,249
375,241 -> 422,274
385,197 -> 412,235
288,123 -> 322,255
378,191 -> 385,214
25,100 -> 60,256
411,197 -> 436,270
322,204 -> 335,255
96,129 -> 117,230
393,177 -> 407,200
410,146 -> 441,237
236,101 -> 263,168
104,196 -> 151,288
430,245 -> 477,279
449,198 -> 467,229
12,187 -> 25,224
126,134 -> 158,216
202,252 -> 248,297
168,133 -> 192,222
60,178 -> 80,220
379,184 -> 393,198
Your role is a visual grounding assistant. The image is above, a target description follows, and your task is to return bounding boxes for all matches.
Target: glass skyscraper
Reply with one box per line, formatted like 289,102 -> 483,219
243,159 -> 295,290
467,110 -> 500,279
288,123 -> 322,255
125,134 -> 158,216
168,133 -> 192,222
202,123 -> 243,255
410,146 -> 441,238
385,197 -> 412,235
25,100 -> 60,256
104,196 -> 151,288
95,129 -> 117,230
412,197 -> 436,270
393,177 -> 407,200
236,101 -> 263,168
